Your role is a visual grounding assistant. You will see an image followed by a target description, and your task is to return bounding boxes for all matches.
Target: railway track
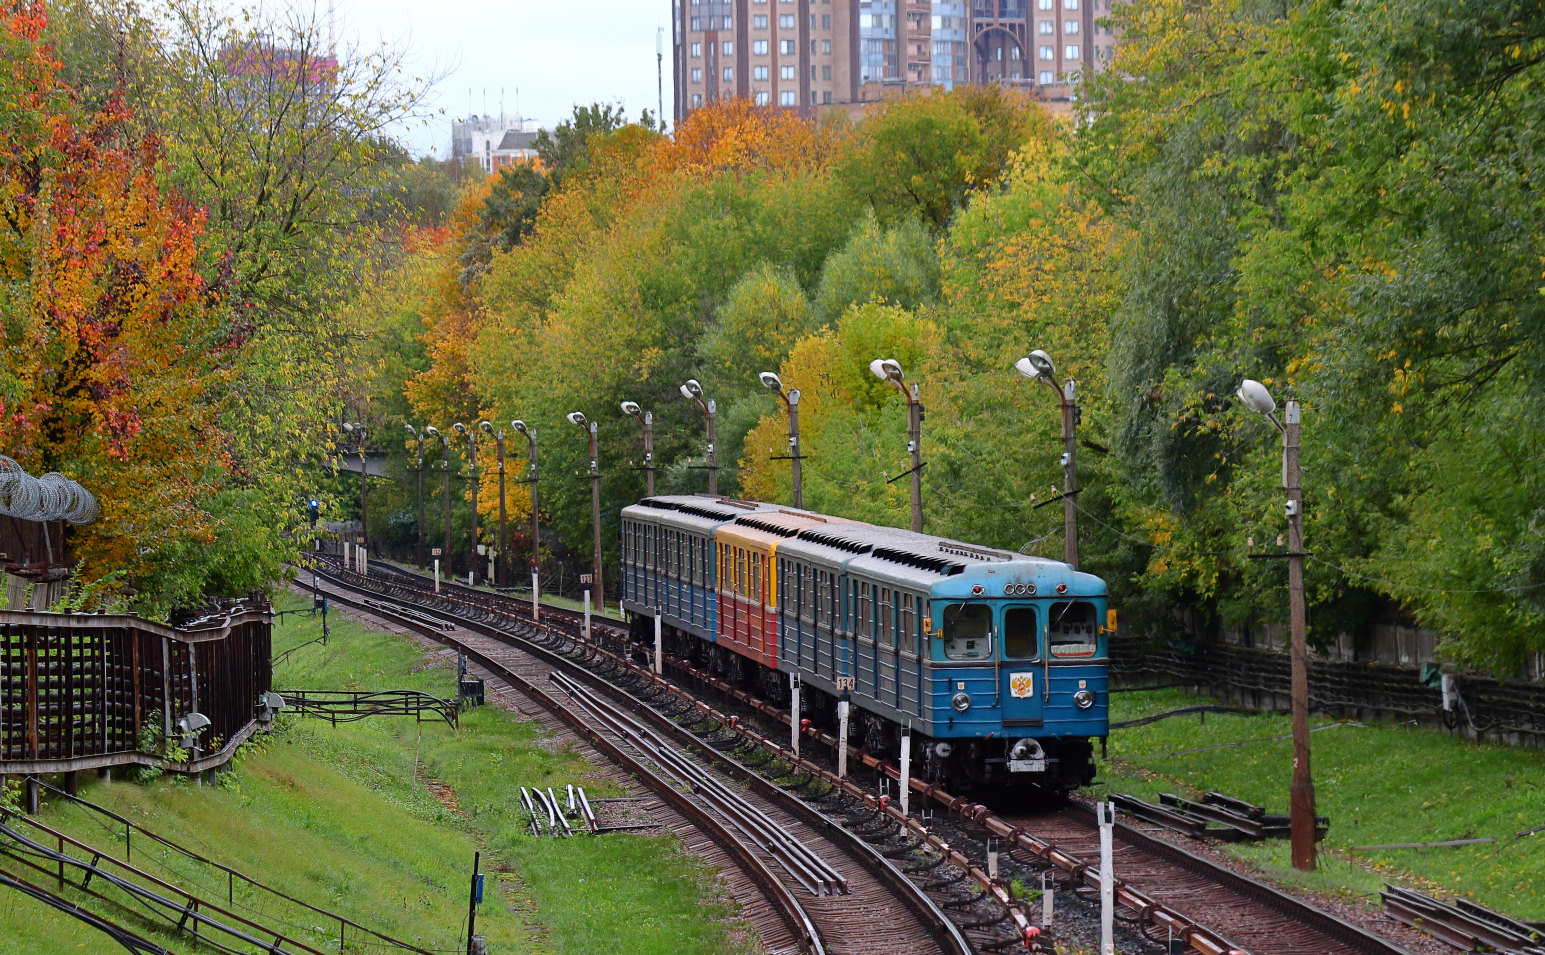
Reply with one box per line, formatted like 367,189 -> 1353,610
304,565 -> 989,954
304,558 -> 1433,955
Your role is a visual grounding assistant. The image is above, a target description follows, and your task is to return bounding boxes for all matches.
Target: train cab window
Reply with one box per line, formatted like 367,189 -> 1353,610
940,603 -> 992,660
1003,607 -> 1039,659
1048,601 -> 1100,657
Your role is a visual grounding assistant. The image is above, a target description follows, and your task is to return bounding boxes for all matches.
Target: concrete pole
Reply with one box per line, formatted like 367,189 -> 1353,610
788,390 -> 803,509
654,614 -> 663,675
908,383 -> 922,533
899,725 -> 911,816
1062,378 -> 1079,569
706,399 -> 718,496
1099,800 -> 1115,955
1285,399 -> 1316,870
415,436 -> 425,569
643,412 -> 655,497
441,439 -> 452,580
497,435 -> 507,588
836,696 -> 850,778
789,674 -> 801,758
588,421 -> 603,606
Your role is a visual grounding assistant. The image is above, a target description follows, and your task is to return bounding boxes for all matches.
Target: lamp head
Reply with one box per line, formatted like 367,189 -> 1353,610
511,419 -> 528,434
403,423 -> 418,436
1018,349 -> 1056,380
870,358 -> 903,382
759,371 -> 783,393
424,425 -> 440,436
566,411 -> 588,428
451,422 -> 467,435
680,379 -> 702,400
342,422 -> 356,433
1236,379 -> 1277,416
620,401 -> 641,417
478,419 -> 494,435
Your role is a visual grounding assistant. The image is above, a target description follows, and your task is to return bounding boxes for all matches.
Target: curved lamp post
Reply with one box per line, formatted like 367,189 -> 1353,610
1237,378 -> 1315,871
566,412 -> 604,603
512,420 -> 540,617
868,359 -> 923,532
759,372 -> 803,509
1014,349 -> 1079,568
679,379 -> 717,495
404,424 -> 426,568
620,401 -> 655,497
480,420 -> 505,587
452,422 -> 478,584
425,425 -> 450,575
341,422 -> 368,547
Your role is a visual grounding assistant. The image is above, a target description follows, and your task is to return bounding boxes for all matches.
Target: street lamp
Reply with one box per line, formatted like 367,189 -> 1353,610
620,401 -> 655,497
1014,349 -> 1079,568
452,422 -> 478,584
426,425 -> 450,578
341,422 -> 367,548
512,420 -> 540,617
759,372 -> 803,509
1237,377 -> 1315,871
480,420 -> 506,587
679,379 -> 718,495
566,412 -> 604,603
868,359 -> 923,533
404,424 -> 426,569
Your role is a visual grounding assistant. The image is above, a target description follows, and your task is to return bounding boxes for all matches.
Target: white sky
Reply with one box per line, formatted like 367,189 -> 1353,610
334,0 -> 673,158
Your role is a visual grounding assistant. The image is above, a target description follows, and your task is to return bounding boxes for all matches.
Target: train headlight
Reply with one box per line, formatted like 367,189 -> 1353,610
951,691 -> 972,713
1073,689 -> 1096,710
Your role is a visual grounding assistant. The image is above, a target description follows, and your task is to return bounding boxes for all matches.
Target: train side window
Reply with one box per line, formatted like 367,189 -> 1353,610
880,587 -> 894,647
900,593 -> 915,654
802,567 -> 815,623
815,570 -> 827,628
857,582 -> 872,639
1003,606 -> 1039,659
752,551 -> 762,602
1049,601 -> 1100,657
940,603 -> 992,660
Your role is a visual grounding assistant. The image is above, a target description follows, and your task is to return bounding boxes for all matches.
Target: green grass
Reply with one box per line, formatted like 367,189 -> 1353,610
1087,688 -> 1545,918
0,592 -> 750,954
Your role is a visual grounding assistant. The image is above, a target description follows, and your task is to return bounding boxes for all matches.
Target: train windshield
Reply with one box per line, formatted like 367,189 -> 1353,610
941,603 -> 992,660
1003,606 -> 1038,659
1048,601 -> 1100,658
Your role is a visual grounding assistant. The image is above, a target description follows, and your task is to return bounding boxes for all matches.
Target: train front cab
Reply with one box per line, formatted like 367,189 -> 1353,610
926,565 -> 1110,791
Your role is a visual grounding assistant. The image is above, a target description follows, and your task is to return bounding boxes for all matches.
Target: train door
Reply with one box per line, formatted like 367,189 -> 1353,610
999,605 -> 1045,727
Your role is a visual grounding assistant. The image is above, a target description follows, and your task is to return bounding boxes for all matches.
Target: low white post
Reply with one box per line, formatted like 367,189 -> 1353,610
583,588 -> 591,641
836,697 -> 850,778
467,571 -> 473,587
343,544 -> 351,571
1042,871 -> 1054,926
488,551 -> 495,583
360,548 -> 368,577
1099,800 -> 1115,955
789,674 -> 801,759
899,725 -> 912,817
434,559 -> 441,593
987,837 -> 999,880
531,570 -> 540,621
653,615 -> 663,675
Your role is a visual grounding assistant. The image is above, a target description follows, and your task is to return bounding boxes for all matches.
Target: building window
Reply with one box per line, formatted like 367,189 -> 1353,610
754,65 -> 769,80
822,39 -> 831,53
780,39 -> 795,54
722,15 -> 733,28
755,90 -> 770,105
1010,45 -> 1021,59
811,64 -> 817,79
692,93 -> 703,106
822,65 -> 831,80
754,14 -> 767,28
1039,19 -> 1053,33
690,17 -> 701,30
1065,44 -> 1080,59
822,14 -> 830,27
723,41 -> 733,55
779,13 -> 795,27
753,39 -> 768,54
781,64 -> 796,79
780,90 -> 796,105
1064,20 -> 1078,33
691,41 -> 702,56
1039,45 -> 1053,60
723,66 -> 734,81
1039,70 -> 1055,83
692,67 -> 703,82
1063,0 -> 1078,8
1039,0 -> 1054,8
810,90 -> 818,104
824,90 -> 832,103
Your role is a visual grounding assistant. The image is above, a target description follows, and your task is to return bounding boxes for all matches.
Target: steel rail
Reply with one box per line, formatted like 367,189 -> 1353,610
308,577 -> 827,955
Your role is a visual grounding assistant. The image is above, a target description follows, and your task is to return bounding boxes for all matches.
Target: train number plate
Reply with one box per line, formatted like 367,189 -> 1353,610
835,677 -> 856,691
1009,759 -> 1047,773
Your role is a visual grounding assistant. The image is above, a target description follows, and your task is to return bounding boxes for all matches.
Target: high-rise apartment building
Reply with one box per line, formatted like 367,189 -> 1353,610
672,0 -> 1117,122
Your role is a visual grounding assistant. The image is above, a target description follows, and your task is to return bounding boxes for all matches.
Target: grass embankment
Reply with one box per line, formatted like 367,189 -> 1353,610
1088,688 -> 1545,919
0,592 -> 748,954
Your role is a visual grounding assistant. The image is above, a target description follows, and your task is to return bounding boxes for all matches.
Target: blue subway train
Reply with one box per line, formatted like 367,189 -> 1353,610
620,495 -> 1111,793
